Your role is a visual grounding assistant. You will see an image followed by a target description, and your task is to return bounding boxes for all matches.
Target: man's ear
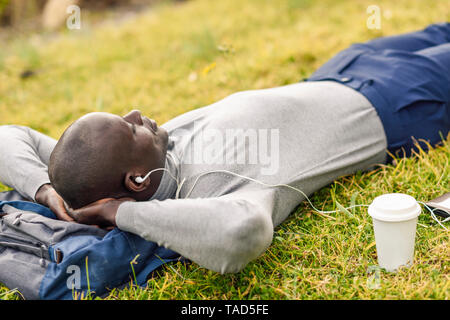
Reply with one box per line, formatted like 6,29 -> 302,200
124,172 -> 150,192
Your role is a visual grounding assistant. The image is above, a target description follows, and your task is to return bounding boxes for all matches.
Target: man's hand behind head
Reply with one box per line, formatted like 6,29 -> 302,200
67,197 -> 136,230
35,183 -> 75,222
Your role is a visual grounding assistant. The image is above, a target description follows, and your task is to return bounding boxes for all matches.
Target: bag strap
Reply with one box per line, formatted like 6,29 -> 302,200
0,200 -> 56,219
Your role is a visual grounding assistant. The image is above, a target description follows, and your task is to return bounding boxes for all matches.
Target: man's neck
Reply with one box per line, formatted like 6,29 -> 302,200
148,150 -> 179,201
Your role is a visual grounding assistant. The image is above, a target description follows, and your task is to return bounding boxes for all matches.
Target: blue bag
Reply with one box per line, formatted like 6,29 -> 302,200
0,192 -> 181,300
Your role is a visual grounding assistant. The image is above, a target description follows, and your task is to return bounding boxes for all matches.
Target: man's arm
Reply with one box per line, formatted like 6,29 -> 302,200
117,192 -> 274,273
71,190 -> 275,273
0,125 -> 56,200
0,125 -> 76,221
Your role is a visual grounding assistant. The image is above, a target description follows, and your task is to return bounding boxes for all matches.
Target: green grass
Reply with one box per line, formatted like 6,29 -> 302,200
0,0 -> 449,300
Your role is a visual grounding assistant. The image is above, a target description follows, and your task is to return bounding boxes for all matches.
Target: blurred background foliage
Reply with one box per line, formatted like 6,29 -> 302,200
0,0 -> 183,31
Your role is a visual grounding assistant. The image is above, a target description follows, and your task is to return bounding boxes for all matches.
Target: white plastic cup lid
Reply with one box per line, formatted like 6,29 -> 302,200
368,193 -> 421,222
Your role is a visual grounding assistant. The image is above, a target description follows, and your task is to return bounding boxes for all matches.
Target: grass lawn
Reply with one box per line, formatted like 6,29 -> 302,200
0,0 -> 449,300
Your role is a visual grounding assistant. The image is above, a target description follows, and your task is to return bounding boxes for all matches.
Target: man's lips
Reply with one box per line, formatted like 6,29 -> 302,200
144,116 -> 158,133
149,119 -> 157,132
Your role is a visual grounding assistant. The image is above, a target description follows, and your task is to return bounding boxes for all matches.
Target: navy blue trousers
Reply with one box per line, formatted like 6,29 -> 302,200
307,23 -> 450,160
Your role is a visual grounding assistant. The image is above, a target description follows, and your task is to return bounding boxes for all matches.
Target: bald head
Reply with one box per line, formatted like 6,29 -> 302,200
49,111 -> 169,209
49,113 -> 131,208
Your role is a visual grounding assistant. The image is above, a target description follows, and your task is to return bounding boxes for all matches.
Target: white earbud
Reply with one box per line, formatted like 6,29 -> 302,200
133,167 -> 175,184
134,176 -> 146,184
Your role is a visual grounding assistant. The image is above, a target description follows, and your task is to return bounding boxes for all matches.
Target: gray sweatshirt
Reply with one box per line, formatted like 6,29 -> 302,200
0,81 -> 387,273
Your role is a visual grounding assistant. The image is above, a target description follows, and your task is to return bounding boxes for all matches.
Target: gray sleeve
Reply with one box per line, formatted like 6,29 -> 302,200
0,125 -> 57,201
115,191 -> 274,273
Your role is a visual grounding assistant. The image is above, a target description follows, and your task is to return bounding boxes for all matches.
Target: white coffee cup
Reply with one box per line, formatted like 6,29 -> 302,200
368,193 -> 421,272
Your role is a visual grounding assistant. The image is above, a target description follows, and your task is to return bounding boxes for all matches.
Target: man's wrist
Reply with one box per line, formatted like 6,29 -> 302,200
107,200 -> 127,227
35,183 -> 53,205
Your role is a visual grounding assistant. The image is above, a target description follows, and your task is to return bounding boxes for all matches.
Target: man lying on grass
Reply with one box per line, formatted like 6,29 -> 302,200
0,23 -> 448,273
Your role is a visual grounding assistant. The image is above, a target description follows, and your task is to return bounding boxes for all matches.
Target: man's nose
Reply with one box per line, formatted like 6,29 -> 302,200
123,109 -> 144,125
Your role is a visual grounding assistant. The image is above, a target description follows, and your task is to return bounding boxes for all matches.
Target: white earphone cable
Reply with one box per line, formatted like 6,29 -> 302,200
139,168 -> 449,229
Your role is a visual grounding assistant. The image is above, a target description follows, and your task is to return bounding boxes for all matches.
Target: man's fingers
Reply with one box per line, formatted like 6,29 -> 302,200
66,207 -> 86,223
56,212 -> 75,222
67,204 -> 104,225
65,206 -> 76,219
50,200 -> 76,222
54,207 -> 75,222
65,197 -> 130,228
